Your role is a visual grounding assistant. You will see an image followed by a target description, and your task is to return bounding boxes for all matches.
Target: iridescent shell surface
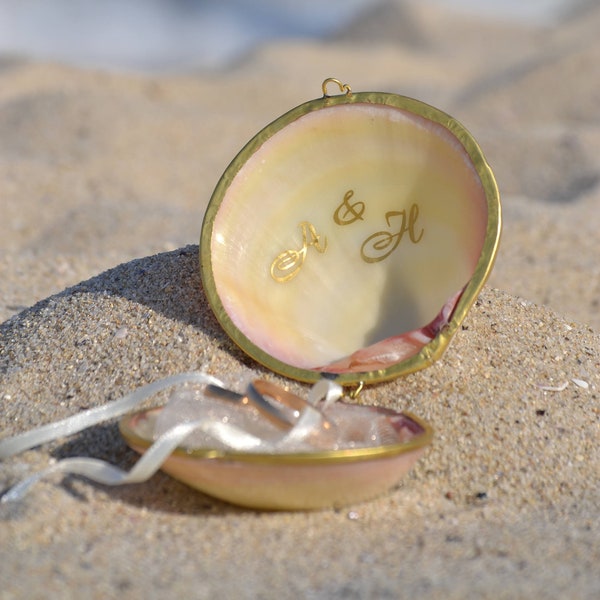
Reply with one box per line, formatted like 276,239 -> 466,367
201,86 -> 501,385
120,404 -> 432,510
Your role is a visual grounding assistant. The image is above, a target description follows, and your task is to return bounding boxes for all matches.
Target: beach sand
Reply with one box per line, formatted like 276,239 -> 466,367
1,1 -> 599,597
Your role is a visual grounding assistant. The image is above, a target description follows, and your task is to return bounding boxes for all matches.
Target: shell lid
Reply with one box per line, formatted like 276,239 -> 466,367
200,79 -> 501,386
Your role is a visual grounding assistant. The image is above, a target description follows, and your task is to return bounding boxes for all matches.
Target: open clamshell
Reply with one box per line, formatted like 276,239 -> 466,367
201,79 -> 501,385
1,83 -> 499,512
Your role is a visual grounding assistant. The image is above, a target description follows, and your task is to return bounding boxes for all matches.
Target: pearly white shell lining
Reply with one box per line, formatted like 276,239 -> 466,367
210,102 -> 487,370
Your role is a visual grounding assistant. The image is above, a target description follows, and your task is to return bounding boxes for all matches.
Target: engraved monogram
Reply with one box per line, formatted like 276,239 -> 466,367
360,204 -> 424,263
270,190 -> 424,283
270,222 -> 328,283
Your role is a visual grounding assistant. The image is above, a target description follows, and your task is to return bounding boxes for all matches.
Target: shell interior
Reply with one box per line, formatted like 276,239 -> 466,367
201,93 -> 500,384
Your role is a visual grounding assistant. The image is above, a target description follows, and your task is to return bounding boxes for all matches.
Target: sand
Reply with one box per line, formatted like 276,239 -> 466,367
1,1 -> 599,598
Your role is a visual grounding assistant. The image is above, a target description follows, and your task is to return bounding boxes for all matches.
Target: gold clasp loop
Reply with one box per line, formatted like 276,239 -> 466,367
322,78 -> 352,98
348,381 -> 364,400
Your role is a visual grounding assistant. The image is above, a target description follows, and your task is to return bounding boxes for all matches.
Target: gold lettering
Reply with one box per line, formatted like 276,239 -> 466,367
360,203 -> 424,263
333,189 -> 365,225
270,222 -> 328,283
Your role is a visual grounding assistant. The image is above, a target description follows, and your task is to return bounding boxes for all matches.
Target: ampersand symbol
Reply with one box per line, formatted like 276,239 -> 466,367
333,190 -> 365,225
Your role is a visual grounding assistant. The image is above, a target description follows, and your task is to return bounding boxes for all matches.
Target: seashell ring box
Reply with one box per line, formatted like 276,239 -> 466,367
1,79 -> 500,511
123,78 -> 501,509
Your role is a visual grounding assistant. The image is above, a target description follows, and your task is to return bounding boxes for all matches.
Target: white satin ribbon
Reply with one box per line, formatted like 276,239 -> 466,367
1,372 -> 343,503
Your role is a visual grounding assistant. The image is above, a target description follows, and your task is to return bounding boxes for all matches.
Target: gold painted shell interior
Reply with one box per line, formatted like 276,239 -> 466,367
201,85 -> 500,385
